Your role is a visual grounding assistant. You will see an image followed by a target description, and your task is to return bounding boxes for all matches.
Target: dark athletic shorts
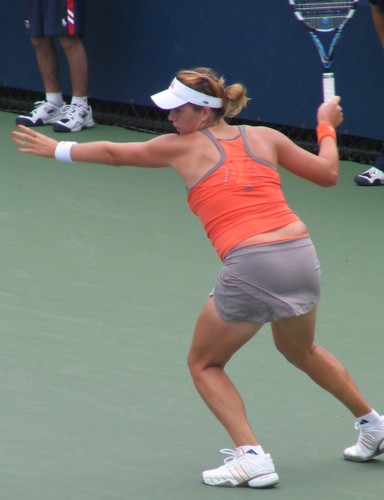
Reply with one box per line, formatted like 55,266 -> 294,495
210,237 -> 321,324
24,0 -> 86,37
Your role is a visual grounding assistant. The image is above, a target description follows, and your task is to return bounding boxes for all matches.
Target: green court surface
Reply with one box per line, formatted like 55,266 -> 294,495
1,110 -> 383,499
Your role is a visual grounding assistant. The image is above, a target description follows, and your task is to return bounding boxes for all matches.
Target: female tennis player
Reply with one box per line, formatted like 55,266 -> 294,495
13,67 -> 384,488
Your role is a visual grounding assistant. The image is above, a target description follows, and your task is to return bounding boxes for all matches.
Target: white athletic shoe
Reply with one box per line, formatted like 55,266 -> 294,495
16,100 -> 66,127
53,103 -> 95,132
202,448 -> 279,488
344,416 -> 384,462
354,166 -> 384,186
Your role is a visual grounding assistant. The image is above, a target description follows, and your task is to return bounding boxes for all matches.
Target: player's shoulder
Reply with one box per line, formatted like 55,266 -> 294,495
243,124 -> 282,139
147,130 -> 204,156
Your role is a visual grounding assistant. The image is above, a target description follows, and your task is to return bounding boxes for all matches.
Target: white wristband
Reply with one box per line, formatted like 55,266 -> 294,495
55,141 -> 78,163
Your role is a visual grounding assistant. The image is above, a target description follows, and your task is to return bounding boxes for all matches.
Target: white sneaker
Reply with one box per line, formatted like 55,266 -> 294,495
16,100 -> 66,127
202,448 -> 279,488
344,416 -> 384,462
53,104 -> 95,133
354,166 -> 384,186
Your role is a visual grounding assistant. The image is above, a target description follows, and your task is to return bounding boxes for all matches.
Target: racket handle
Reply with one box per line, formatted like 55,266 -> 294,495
323,72 -> 335,103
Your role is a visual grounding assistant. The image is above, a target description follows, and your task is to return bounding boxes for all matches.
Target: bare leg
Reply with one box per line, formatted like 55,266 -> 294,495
188,297 -> 262,446
31,36 -> 61,93
271,307 -> 371,417
58,36 -> 88,97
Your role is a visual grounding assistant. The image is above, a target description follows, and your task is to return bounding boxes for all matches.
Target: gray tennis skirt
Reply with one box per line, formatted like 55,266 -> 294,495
210,237 -> 321,324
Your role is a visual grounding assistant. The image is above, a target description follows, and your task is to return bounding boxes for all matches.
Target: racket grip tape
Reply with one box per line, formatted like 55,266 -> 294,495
323,72 -> 335,103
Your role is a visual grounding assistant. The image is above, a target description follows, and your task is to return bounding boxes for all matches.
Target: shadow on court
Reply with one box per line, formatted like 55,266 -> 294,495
1,111 -> 383,499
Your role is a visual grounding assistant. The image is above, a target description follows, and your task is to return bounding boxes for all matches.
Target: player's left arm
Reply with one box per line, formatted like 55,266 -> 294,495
13,125 -> 181,168
70,134 -> 183,168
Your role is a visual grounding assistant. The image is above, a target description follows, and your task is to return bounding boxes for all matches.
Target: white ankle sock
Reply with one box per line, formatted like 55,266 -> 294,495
358,409 -> 382,428
71,96 -> 88,107
238,445 -> 265,456
46,92 -> 64,107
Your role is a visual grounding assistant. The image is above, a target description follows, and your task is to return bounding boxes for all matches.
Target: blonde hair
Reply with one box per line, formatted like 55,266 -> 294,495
176,67 -> 248,120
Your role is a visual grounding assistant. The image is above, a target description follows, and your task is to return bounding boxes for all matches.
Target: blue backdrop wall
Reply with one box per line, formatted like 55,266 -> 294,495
1,0 -> 382,140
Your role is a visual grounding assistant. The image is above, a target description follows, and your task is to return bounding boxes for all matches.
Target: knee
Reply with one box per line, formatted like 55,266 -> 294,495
187,350 -> 220,385
187,350 -> 201,382
277,343 -> 318,370
58,35 -> 81,52
31,36 -> 51,49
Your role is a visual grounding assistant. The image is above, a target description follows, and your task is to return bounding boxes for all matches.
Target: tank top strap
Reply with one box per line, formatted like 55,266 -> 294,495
238,125 -> 277,170
187,129 -> 227,192
200,128 -> 226,165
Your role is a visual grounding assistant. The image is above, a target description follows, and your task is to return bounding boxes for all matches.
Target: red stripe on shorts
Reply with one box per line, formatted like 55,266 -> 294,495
67,0 -> 75,35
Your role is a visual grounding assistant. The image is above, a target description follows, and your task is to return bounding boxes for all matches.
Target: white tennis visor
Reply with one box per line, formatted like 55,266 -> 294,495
151,78 -> 223,110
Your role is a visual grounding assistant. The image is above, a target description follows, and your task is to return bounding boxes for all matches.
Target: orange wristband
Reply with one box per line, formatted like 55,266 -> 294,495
316,122 -> 336,145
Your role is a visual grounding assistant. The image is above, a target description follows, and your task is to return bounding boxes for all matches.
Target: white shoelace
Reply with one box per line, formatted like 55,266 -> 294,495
219,448 -> 241,465
32,100 -> 46,108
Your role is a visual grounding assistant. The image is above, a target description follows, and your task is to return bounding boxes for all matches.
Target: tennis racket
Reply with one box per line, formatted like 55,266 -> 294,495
288,0 -> 359,102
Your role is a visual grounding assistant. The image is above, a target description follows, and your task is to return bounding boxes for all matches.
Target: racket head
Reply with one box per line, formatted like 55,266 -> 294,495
288,0 -> 359,32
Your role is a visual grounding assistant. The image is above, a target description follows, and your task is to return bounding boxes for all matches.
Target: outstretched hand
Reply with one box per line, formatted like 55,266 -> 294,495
12,125 -> 59,158
317,96 -> 343,129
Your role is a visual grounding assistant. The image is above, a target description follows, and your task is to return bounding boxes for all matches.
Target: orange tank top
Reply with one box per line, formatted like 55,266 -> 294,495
187,126 -> 300,260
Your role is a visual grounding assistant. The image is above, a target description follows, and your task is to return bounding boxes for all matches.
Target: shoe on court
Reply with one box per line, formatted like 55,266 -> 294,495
16,100 -> 66,127
202,448 -> 279,488
53,104 -> 95,133
344,416 -> 384,462
354,166 -> 384,186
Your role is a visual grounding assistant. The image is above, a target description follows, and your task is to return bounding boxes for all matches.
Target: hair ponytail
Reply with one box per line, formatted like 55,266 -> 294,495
176,67 -> 249,120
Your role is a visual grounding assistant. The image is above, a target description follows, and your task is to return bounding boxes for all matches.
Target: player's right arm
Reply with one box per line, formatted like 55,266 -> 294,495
254,97 -> 343,187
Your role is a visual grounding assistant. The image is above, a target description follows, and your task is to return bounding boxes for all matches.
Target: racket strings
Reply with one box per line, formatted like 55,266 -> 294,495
294,0 -> 355,6
293,1 -> 356,30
